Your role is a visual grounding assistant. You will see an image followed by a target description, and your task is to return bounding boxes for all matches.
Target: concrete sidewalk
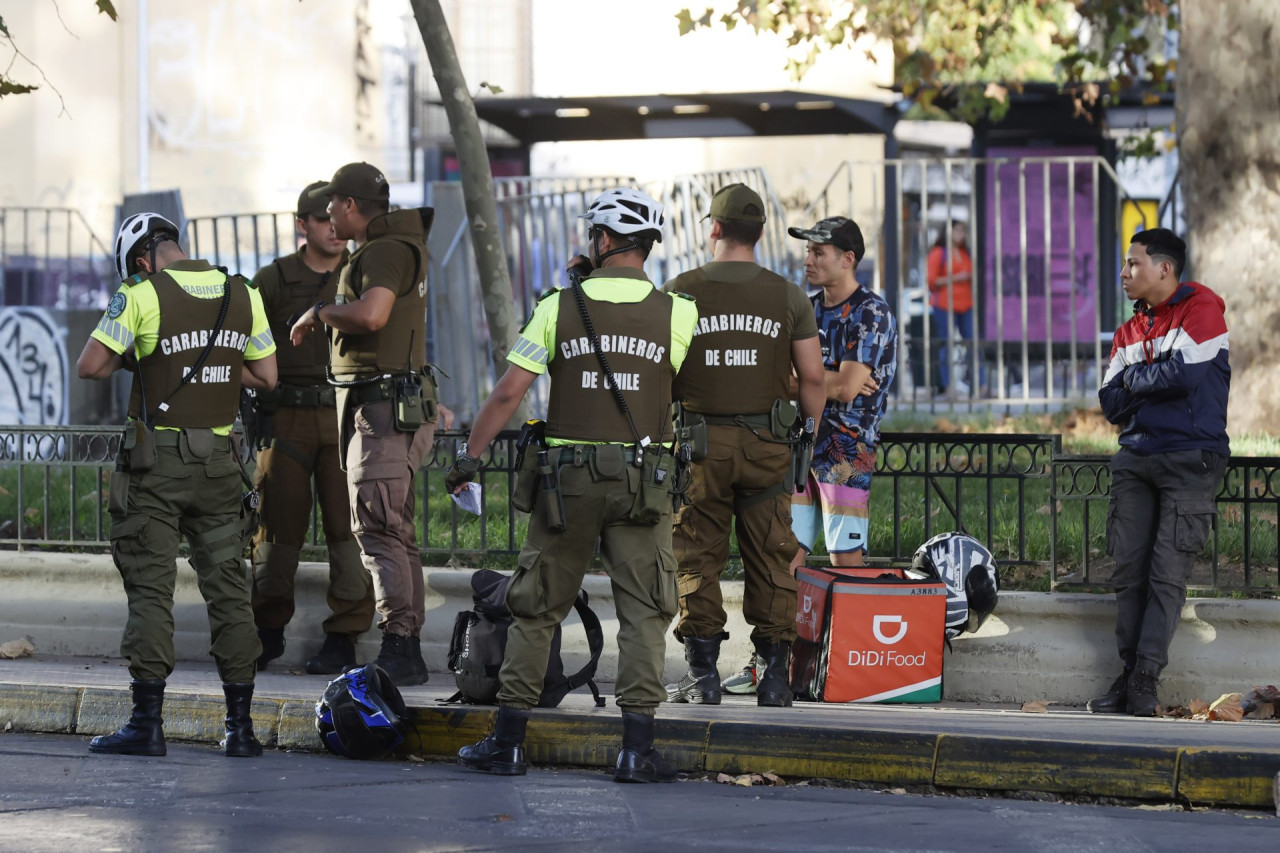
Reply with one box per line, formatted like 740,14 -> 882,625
2,656 -> 1278,811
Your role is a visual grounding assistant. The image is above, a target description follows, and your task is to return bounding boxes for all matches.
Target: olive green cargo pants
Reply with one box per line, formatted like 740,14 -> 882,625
109,434 -> 260,683
672,424 -> 799,643
251,404 -> 372,638
498,448 -> 677,713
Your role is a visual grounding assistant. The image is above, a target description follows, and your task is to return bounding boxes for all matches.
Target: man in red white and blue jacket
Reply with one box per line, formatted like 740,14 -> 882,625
1090,228 -> 1230,718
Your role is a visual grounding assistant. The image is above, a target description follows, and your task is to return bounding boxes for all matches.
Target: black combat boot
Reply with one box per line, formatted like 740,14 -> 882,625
374,631 -> 426,687
256,627 -> 285,671
613,711 -> 677,783
665,634 -> 724,705
305,634 -> 356,675
409,635 -> 430,683
1127,665 -> 1161,717
1085,669 -> 1132,714
88,679 -> 167,756
222,682 -> 264,757
458,707 -> 530,776
755,639 -> 794,707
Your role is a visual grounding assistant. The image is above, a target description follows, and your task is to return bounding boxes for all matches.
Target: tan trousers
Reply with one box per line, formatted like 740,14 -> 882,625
342,400 -> 434,637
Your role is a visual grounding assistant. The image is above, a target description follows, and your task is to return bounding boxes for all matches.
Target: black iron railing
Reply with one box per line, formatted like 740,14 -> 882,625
2,426 -> 1276,594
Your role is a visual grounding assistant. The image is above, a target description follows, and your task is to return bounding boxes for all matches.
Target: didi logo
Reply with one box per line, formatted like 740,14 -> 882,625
872,614 -> 908,645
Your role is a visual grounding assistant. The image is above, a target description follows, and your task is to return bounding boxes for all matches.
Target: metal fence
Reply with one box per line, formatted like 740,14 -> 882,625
3,425 -> 1275,594
0,207 -> 116,311
806,156 -> 1153,412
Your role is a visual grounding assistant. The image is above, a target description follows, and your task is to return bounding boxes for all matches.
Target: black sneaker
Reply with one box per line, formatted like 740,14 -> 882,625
1085,670 -> 1131,714
1127,669 -> 1160,717
256,627 -> 285,671
305,634 -> 356,675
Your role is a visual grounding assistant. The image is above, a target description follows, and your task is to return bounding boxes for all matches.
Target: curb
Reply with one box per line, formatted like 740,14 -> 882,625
5,682 -> 1278,809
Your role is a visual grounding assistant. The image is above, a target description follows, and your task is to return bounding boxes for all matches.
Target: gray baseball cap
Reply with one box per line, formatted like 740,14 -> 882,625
788,216 -> 865,260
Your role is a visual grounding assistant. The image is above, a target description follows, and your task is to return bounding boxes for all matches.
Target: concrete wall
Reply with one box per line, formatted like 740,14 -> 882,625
2,552 -> 1276,706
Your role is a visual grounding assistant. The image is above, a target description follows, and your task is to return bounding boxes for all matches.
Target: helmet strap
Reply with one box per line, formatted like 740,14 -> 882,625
590,226 -> 642,267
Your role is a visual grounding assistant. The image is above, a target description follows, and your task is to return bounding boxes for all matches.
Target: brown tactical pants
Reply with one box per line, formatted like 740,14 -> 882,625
499,449 -> 677,713
343,400 -> 434,638
673,424 -> 799,643
109,435 -> 260,683
251,404 -> 372,638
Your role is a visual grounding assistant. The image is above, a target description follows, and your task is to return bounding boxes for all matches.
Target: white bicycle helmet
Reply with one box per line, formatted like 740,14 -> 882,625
114,213 -> 181,281
579,188 -> 664,243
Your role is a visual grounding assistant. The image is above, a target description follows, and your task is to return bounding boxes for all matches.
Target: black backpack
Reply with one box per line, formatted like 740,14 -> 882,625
446,568 -> 606,708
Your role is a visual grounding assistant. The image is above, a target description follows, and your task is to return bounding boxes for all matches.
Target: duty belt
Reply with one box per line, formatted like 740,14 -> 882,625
701,413 -> 771,429
152,429 -> 231,449
550,443 -> 641,467
276,383 -> 336,408
349,377 -> 399,405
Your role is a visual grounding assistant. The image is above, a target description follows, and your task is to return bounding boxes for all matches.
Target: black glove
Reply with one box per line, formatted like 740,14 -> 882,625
445,450 -> 481,492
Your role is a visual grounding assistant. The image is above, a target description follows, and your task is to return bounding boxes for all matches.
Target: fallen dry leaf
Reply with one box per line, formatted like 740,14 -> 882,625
761,772 -> 785,786
716,773 -> 735,784
885,787 -> 908,795
406,754 -> 425,763
0,638 -> 35,659
1020,700 -> 1052,713
1188,699 -> 1210,716
1208,693 -> 1243,722
734,774 -> 756,787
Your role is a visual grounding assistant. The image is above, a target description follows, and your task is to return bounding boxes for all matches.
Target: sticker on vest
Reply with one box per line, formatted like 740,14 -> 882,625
107,292 -> 127,319
418,277 -> 427,297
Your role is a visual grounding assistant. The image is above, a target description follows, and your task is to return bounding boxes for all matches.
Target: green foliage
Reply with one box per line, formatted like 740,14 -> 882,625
676,1 -> 1178,130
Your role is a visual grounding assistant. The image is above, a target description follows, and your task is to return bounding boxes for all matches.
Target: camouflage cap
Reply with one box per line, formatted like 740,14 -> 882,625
296,180 -> 331,219
703,182 -> 766,224
788,216 -> 865,260
308,162 -> 390,203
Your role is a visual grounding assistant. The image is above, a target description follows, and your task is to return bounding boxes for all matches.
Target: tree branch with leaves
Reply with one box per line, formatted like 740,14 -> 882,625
0,0 -> 117,112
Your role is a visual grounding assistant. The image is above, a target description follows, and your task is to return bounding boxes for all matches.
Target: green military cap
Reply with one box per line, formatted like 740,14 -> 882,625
703,182 -> 766,224
308,162 -> 390,204
296,180 -> 331,219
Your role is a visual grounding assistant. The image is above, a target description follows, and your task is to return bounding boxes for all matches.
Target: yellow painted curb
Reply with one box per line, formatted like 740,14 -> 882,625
933,733 -> 1178,800
705,721 -> 937,784
0,684 -> 79,733
1177,747 -> 1280,808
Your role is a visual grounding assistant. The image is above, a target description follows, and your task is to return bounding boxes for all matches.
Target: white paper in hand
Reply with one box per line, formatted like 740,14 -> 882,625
450,482 -> 483,515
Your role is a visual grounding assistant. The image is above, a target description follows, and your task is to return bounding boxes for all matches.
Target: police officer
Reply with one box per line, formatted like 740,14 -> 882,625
76,212 -> 277,757
447,188 -> 699,783
288,162 -> 451,687
250,181 -> 372,675
663,183 -> 824,708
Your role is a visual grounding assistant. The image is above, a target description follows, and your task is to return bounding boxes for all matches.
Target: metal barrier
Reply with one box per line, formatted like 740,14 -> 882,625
0,208 -> 116,310
4,425 -> 1275,594
804,156 -> 1153,412
184,212 -> 298,280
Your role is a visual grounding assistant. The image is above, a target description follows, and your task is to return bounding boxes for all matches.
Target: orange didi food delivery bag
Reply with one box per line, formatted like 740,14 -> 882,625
790,567 -> 947,703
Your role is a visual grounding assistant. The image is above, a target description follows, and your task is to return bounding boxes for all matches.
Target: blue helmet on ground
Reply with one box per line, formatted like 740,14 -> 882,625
911,532 -> 1000,639
315,663 -> 407,759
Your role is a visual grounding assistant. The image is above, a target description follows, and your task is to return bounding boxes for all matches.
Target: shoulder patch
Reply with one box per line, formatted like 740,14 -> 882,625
106,292 -> 127,318
125,273 -> 147,286
535,287 -> 560,303
674,291 -> 696,302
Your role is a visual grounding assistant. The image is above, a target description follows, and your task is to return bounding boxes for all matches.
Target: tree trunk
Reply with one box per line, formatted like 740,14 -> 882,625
1178,0 -> 1280,437
408,0 -> 522,397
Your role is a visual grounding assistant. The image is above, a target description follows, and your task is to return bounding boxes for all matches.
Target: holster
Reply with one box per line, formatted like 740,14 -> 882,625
511,420 -> 546,514
628,447 -> 675,526
674,403 -> 708,462
121,419 -> 156,473
769,399 -> 798,441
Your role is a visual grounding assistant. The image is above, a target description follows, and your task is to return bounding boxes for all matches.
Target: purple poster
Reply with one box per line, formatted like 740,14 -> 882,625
983,147 -> 1097,343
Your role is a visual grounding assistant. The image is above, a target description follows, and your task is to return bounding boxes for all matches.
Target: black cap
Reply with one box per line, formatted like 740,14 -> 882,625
788,216 -> 865,261
308,162 -> 390,204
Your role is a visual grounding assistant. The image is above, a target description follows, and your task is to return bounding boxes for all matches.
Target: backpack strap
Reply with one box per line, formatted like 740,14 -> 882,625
565,589 -> 607,707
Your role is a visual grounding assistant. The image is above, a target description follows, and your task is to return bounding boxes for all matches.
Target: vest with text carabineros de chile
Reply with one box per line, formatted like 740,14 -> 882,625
666,263 -> 794,416
129,269 -> 252,427
329,209 -> 430,381
546,285 -> 674,444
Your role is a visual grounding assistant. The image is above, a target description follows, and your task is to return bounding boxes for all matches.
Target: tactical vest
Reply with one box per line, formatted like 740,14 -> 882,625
128,268 -> 253,428
330,210 -> 429,381
669,263 -> 795,415
265,249 -> 344,386
546,283 -> 675,444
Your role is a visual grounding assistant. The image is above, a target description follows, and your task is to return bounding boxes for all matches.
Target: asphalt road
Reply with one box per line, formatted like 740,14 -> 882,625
0,733 -> 1272,852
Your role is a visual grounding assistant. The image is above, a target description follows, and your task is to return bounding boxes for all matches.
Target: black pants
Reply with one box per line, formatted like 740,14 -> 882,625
1106,447 -> 1226,674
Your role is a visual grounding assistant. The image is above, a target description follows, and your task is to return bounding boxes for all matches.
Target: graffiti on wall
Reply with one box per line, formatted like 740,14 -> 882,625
0,308 -> 69,426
